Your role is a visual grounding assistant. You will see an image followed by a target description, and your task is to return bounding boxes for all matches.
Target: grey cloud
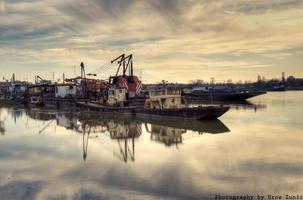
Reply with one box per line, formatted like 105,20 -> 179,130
206,0 -> 303,15
74,189 -> 124,200
147,0 -> 185,22
56,0 -> 136,23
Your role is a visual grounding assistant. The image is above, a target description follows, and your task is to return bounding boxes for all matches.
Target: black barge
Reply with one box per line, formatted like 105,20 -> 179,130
135,106 -> 229,120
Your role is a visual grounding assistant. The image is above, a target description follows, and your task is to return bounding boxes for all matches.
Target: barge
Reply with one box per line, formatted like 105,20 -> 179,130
78,87 -> 230,120
136,88 -> 229,120
183,85 -> 266,101
136,106 -> 229,120
77,101 -> 136,117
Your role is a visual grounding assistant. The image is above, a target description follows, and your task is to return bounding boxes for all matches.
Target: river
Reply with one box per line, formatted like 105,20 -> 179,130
0,91 -> 302,200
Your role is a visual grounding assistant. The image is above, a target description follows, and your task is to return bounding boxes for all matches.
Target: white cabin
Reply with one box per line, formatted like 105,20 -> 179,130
107,87 -> 128,106
55,85 -> 77,98
146,88 -> 182,109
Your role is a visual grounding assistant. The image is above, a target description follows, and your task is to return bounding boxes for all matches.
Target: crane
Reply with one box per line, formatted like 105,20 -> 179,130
35,75 -> 51,84
111,54 -> 134,77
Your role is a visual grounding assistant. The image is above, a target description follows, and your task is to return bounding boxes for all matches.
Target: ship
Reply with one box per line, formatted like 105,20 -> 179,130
78,54 -> 230,120
135,88 -> 230,120
182,85 -> 266,101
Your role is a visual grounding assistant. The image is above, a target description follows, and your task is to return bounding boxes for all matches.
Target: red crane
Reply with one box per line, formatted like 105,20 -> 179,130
109,54 -> 142,98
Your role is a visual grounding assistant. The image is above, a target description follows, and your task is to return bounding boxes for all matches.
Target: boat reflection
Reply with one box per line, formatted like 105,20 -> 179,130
0,120 -> 5,135
107,119 -> 141,162
4,108 -> 230,162
26,108 -> 56,121
73,118 -> 103,162
142,118 -> 230,147
184,98 -> 266,112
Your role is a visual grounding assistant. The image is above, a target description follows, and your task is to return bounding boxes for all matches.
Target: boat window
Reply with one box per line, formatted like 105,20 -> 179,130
128,77 -> 134,83
69,85 -> 73,90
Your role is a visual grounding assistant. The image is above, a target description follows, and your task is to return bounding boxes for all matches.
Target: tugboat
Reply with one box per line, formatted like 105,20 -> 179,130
136,88 -> 230,120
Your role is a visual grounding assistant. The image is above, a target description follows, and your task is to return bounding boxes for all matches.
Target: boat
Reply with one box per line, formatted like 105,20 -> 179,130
136,88 -> 229,120
78,87 -> 229,120
266,84 -> 286,91
183,85 -> 266,101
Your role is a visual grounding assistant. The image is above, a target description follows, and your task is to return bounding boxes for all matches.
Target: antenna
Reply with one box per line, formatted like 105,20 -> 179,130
73,65 -> 76,77
80,62 -> 86,78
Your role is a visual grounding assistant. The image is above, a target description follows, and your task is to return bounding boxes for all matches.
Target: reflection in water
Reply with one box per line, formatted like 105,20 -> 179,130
9,108 -> 24,123
108,120 -> 141,162
0,120 -> 4,135
144,119 -> 230,147
2,108 -> 230,163
1,92 -> 303,199
147,123 -> 185,147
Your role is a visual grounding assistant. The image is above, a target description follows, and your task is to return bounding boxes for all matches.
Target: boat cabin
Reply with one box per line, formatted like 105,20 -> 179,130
146,88 -> 182,109
107,87 -> 128,106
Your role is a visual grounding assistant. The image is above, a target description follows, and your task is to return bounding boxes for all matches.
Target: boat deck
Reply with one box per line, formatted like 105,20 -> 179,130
77,102 -> 229,120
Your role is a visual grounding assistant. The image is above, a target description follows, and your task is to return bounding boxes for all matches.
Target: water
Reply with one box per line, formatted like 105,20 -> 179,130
0,91 -> 302,200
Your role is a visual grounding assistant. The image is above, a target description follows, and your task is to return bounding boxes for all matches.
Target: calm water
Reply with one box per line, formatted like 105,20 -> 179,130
0,91 -> 302,200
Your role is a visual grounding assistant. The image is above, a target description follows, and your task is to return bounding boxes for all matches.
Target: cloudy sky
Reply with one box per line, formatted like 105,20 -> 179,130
0,0 -> 303,83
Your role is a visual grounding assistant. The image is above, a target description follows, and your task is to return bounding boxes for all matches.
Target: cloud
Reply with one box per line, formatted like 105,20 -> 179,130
0,0 -> 303,82
0,1 -> 5,13
219,0 -> 303,14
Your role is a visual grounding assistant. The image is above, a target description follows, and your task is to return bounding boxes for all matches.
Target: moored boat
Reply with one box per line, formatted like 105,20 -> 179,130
183,85 -> 266,101
136,88 -> 229,120
136,106 -> 229,120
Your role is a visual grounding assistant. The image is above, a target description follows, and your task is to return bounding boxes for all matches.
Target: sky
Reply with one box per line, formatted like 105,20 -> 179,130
0,0 -> 303,83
